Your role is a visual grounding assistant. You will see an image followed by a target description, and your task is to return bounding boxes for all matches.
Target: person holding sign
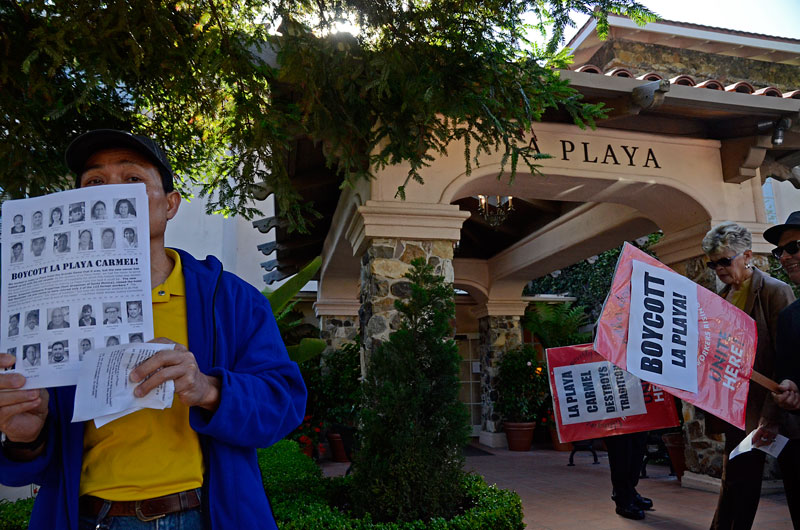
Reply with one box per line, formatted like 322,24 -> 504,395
762,212 -> 800,526
0,129 -> 306,530
769,212 -> 800,412
701,222 -> 799,530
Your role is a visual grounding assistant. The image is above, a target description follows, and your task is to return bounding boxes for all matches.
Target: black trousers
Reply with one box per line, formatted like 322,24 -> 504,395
605,431 -> 648,508
711,433 -> 800,530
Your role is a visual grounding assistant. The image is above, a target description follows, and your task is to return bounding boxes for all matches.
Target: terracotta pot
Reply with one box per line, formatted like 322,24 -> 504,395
327,432 -> 350,462
504,422 -> 536,451
661,432 -> 686,481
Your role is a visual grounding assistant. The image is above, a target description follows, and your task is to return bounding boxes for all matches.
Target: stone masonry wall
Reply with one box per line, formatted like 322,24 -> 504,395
359,238 -> 455,368
319,315 -> 359,355
479,315 -> 523,433
587,40 -> 800,91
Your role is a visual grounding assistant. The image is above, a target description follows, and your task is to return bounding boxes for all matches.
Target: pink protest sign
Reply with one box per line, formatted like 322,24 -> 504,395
594,243 -> 756,430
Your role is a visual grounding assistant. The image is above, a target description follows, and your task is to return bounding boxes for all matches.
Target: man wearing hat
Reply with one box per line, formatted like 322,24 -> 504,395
760,212 -> 800,524
765,211 -> 800,412
0,130 -> 307,529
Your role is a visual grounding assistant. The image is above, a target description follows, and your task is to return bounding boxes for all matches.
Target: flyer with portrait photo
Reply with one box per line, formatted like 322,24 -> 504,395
1,184 -> 154,389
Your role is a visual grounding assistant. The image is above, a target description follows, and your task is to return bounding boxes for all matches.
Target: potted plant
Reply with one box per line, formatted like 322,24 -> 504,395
495,345 -> 550,451
286,415 -> 326,459
319,340 -> 362,462
523,301 -> 590,448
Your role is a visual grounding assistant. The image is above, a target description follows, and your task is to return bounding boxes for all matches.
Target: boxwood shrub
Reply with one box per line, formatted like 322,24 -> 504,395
0,441 -> 523,529
0,498 -> 34,530
260,440 -> 524,530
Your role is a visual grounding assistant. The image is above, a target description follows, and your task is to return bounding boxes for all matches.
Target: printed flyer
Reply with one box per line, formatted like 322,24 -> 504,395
1,184 -> 154,389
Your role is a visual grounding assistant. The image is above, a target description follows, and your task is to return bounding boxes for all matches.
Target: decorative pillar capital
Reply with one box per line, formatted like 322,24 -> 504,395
472,300 -> 530,319
314,298 -> 361,318
346,201 -> 469,256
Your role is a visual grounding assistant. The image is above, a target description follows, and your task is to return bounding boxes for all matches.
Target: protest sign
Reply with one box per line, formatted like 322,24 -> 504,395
594,242 -> 756,430
1,184 -> 154,389
628,259 -> 699,393
547,343 -> 679,443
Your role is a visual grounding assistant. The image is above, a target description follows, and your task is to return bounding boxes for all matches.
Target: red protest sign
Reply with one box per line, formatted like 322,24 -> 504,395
547,344 -> 679,443
594,242 -> 756,430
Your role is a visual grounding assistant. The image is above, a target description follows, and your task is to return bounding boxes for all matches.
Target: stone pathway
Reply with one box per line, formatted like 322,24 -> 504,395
321,445 -> 793,529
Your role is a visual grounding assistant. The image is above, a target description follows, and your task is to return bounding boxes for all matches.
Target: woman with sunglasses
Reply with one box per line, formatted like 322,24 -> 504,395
702,221 -> 796,530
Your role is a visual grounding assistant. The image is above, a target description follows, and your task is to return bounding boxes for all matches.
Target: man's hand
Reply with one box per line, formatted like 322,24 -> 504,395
0,353 -> 49,446
752,419 -> 779,447
773,379 -> 800,411
130,339 -> 221,412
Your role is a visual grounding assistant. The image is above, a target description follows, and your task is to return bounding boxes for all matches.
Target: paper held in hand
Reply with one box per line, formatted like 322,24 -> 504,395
594,243 -> 757,430
730,430 -> 789,461
72,343 -> 175,427
0,184 -> 154,389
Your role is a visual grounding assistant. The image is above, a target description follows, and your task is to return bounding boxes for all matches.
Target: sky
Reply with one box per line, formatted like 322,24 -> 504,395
562,0 -> 800,43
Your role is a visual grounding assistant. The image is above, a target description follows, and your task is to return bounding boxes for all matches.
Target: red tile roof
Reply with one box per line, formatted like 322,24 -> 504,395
572,65 -> 799,99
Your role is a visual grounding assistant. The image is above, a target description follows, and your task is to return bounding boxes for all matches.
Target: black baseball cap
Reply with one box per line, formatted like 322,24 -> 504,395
65,129 -> 175,192
764,211 -> 800,245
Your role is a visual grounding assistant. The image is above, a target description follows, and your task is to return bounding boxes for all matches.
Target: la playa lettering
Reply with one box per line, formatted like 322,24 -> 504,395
638,271 -> 689,375
559,140 -> 661,169
561,369 -> 599,418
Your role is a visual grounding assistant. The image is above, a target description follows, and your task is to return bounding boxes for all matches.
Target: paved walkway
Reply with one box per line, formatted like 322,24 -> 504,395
322,445 -> 793,529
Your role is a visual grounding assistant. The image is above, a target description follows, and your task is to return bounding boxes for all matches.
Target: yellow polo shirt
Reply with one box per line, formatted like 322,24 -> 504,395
80,249 -> 204,499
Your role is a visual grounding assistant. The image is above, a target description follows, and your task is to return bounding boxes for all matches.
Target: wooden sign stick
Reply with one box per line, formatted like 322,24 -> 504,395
751,370 -> 780,393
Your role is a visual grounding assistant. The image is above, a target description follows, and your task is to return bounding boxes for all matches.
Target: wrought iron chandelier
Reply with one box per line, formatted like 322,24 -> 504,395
477,195 -> 514,227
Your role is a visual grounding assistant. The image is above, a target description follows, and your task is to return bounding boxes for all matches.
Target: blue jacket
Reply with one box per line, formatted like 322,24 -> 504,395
0,249 -> 307,529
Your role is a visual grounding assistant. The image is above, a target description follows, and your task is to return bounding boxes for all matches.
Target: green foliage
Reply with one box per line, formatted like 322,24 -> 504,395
2,1 -> 655,225
523,301 -> 591,349
352,258 -> 470,522
260,440 -> 324,492
260,440 -> 524,529
319,340 -> 362,426
495,345 -> 549,422
0,498 -> 34,530
286,338 -> 328,365
263,256 -> 325,364
525,233 -> 662,319
265,256 -> 322,316
768,255 -> 800,298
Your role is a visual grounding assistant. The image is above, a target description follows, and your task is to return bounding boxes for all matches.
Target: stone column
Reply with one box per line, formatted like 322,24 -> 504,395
319,315 -> 359,353
473,301 -> 528,448
359,238 -> 455,369
315,299 -> 361,356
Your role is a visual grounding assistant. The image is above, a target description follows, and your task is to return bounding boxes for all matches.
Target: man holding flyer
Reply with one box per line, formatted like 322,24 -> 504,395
0,130 -> 307,530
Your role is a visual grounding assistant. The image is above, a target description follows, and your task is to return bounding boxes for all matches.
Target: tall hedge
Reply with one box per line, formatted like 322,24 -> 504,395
351,258 -> 470,522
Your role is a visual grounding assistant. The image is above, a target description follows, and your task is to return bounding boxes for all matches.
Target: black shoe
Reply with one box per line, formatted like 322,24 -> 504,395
616,504 -> 645,520
633,493 -> 653,510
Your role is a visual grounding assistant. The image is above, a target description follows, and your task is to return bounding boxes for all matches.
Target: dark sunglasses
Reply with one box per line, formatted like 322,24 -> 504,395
706,253 -> 741,270
772,240 -> 800,259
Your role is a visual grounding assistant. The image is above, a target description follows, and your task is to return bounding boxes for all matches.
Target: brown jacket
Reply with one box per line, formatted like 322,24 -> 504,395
707,267 -> 800,437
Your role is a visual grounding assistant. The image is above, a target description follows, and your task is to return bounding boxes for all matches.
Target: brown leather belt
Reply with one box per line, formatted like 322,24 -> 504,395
79,489 -> 201,521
